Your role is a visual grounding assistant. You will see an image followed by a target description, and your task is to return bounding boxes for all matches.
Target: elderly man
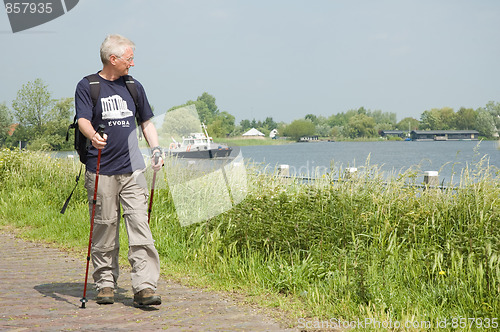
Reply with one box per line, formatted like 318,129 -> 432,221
75,34 -> 163,307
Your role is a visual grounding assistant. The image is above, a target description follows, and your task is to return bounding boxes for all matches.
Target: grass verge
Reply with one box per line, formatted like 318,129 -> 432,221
0,148 -> 499,330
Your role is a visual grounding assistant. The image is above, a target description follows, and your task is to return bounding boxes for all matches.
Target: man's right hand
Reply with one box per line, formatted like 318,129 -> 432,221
91,131 -> 107,149
78,118 -> 107,149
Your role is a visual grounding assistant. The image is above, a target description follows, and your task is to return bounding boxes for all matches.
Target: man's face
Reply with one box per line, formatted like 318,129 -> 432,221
112,47 -> 135,76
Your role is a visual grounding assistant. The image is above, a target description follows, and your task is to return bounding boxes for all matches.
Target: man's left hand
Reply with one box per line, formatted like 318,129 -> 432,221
151,147 -> 163,172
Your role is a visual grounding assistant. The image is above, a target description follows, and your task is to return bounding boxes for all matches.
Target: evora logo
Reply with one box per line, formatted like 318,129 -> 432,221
4,0 -> 79,33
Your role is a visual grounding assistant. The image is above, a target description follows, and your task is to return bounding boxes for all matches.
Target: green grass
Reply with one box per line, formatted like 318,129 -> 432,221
1,148 -> 499,330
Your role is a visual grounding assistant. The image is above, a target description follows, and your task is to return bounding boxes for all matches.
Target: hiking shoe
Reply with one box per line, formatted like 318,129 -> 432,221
96,287 -> 114,304
133,288 -> 161,306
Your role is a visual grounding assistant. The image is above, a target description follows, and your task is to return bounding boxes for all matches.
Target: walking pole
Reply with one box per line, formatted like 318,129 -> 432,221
80,124 -> 105,308
147,150 -> 161,224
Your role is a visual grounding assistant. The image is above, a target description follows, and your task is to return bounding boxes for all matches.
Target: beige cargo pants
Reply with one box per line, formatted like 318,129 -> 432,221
85,170 -> 160,294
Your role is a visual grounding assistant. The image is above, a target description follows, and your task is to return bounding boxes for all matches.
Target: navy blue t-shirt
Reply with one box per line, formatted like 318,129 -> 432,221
75,73 -> 154,175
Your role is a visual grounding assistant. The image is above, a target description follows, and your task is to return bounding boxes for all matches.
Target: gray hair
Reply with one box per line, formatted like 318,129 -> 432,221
100,34 -> 135,65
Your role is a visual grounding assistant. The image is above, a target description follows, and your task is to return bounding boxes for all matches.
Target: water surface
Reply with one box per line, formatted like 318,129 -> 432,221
239,140 -> 500,183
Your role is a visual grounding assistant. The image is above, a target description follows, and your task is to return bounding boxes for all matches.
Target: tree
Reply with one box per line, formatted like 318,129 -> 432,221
36,97 -> 74,150
12,79 -> 54,135
207,111 -> 235,137
396,117 -> 419,131
240,119 -> 251,132
484,101 -> 500,131
44,98 -> 73,136
283,119 -> 315,141
197,92 -> 218,115
192,100 -> 212,124
262,117 -> 277,131
375,123 -> 394,134
0,103 -> 12,146
8,124 -> 30,149
455,107 -> 477,130
420,109 -> 440,130
420,107 -> 455,130
165,92 -> 225,132
327,113 -> 345,127
8,79 -> 75,150
328,108 -> 361,127
49,97 -> 73,122
343,114 -> 377,139
357,107 -> 367,115
368,110 -> 397,125
250,119 -> 262,129
439,107 -> 455,129
315,123 -> 331,137
196,92 -> 219,124
475,108 -> 496,138
305,114 -> 317,124
330,126 -> 341,138
162,104 -> 201,140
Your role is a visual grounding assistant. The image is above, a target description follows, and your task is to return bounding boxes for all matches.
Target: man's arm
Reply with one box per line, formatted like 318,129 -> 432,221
78,118 -> 107,149
141,119 -> 163,171
141,119 -> 159,148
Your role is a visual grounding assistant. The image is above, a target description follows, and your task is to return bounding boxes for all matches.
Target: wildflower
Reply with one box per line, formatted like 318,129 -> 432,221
439,270 -> 446,276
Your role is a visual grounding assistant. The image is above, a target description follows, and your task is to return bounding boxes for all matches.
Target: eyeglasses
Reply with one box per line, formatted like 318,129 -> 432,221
115,55 -> 134,63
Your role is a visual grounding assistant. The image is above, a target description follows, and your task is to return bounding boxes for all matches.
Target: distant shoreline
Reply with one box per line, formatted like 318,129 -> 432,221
214,137 -> 292,146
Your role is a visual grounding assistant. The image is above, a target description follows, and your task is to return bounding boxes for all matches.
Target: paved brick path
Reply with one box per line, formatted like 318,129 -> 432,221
0,232 -> 296,331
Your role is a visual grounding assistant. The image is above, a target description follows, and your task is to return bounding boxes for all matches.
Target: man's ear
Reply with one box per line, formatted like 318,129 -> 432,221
109,54 -> 118,65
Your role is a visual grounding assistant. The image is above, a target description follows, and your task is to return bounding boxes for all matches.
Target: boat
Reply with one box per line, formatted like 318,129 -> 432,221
166,123 -> 232,159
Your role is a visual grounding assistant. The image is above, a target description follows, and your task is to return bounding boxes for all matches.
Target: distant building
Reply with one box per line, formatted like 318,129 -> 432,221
410,130 -> 479,141
380,130 -> 405,138
242,128 -> 265,137
8,123 -> 19,136
299,135 -> 319,142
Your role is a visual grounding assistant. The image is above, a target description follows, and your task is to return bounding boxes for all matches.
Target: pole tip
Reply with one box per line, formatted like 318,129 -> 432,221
80,298 -> 88,308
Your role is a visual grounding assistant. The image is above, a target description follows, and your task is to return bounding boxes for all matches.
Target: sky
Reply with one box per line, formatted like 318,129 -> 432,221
2,0 -> 500,124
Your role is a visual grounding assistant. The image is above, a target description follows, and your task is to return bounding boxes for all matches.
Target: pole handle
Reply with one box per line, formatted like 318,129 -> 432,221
154,151 -> 161,164
97,124 -> 105,137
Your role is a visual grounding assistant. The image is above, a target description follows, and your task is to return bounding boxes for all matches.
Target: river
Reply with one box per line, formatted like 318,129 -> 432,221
238,140 -> 500,184
54,140 -> 499,185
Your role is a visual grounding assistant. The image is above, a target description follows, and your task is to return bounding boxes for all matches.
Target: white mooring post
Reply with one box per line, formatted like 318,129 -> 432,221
344,167 -> 357,179
424,171 -> 439,186
278,164 -> 290,177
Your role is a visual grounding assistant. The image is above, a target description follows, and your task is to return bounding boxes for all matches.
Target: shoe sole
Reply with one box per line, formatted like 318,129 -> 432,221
133,296 -> 161,307
96,297 -> 114,305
